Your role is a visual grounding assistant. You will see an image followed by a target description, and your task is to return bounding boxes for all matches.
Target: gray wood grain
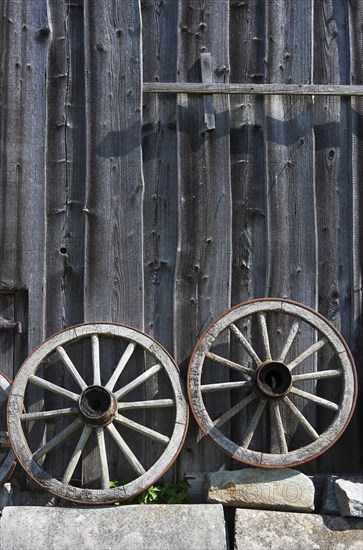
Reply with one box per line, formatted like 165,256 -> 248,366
143,82 -> 363,96
175,0 -> 231,474
82,0 -> 144,485
83,0 -> 144,328
347,0 -> 363,473
264,0 -> 318,472
45,0 -> 86,335
313,0 -> 352,473
0,0 -> 48,351
229,0 -> 267,457
141,0 -> 179,479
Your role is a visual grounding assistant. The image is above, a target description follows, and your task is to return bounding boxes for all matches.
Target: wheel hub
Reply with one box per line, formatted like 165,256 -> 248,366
252,360 -> 292,400
78,385 -> 117,426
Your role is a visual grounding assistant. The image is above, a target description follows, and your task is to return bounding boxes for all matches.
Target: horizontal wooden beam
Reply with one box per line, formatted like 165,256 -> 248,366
143,82 -> 363,96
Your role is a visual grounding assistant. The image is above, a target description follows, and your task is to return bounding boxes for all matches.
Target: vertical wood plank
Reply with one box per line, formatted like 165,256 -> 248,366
175,0 -> 232,474
347,0 -> 363,473
0,0 -> 49,352
142,0 -> 178,353
83,0 -> 144,484
264,1 -> 317,471
45,0 -> 86,336
84,0 -> 144,328
230,0 -> 267,304
141,0 -> 179,479
313,0 -> 352,472
0,0 -> 49,489
229,0 -> 268,458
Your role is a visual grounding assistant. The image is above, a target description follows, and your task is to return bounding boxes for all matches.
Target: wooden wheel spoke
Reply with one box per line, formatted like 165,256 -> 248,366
56,346 -> 87,391
106,422 -> 146,476
292,369 -> 343,381
279,320 -> 300,362
62,425 -> 92,484
290,387 -> 339,411
229,323 -> 262,365
118,399 -> 174,410
29,375 -> 80,402
283,397 -> 319,440
114,364 -> 162,400
105,343 -> 136,391
205,352 -> 254,377
258,312 -> 271,360
214,393 -> 257,429
91,335 -> 101,385
201,380 -> 251,393
270,402 -> 288,454
21,407 -> 78,422
96,427 -> 110,489
241,399 -> 266,449
115,414 -> 170,445
287,338 -> 327,372
33,418 -> 83,462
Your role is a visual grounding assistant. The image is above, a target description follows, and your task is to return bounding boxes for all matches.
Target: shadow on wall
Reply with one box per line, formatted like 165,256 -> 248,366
96,105 -> 363,159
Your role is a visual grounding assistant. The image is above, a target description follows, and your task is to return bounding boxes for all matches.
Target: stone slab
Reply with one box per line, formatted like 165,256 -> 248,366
207,468 -> 314,512
234,509 -> 363,550
0,504 -> 228,550
335,479 -> 363,518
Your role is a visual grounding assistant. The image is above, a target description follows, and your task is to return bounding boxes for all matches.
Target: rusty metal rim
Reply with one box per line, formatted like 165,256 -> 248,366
187,297 -> 358,468
8,323 -> 189,504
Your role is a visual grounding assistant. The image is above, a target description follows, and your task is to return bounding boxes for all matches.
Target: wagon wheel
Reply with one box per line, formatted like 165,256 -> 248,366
0,371 -> 16,485
8,323 -> 188,504
188,298 -> 357,468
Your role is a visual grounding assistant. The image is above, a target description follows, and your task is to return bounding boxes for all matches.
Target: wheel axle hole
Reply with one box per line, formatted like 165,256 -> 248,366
80,386 -> 111,418
265,371 -> 283,391
254,361 -> 292,398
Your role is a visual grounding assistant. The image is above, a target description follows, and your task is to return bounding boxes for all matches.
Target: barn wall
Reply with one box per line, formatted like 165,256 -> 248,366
0,0 -> 362,489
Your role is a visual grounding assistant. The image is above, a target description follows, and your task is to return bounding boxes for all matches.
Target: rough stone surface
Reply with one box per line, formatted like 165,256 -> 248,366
207,468 -> 315,512
0,504 -> 228,550
320,475 -> 341,515
234,509 -> 363,550
335,479 -> 363,518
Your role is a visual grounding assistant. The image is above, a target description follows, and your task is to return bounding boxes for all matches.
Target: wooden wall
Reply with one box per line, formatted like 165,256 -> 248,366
1,0 -> 362,487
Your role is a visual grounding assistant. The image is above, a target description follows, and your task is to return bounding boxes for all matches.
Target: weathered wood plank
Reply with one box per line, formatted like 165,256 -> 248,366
142,0 -> 178,354
229,0 -> 267,457
347,0 -> 363,473
83,0 -> 144,485
43,0 -> 86,484
143,82 -> 363,96
313,0 -> 352,473
83,0 -> 144,327
174,0 -> 232,474
264,1 -> 317,472
45,0 -> 86,336
0,0 -> 48,351
141,0 -> 180,480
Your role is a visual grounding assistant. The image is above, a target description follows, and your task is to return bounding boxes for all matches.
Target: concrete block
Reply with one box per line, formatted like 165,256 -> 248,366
0,504 -> 228,550
234,509 -> 363,550
335,479 -> 363,518
207,468 -> 314,512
